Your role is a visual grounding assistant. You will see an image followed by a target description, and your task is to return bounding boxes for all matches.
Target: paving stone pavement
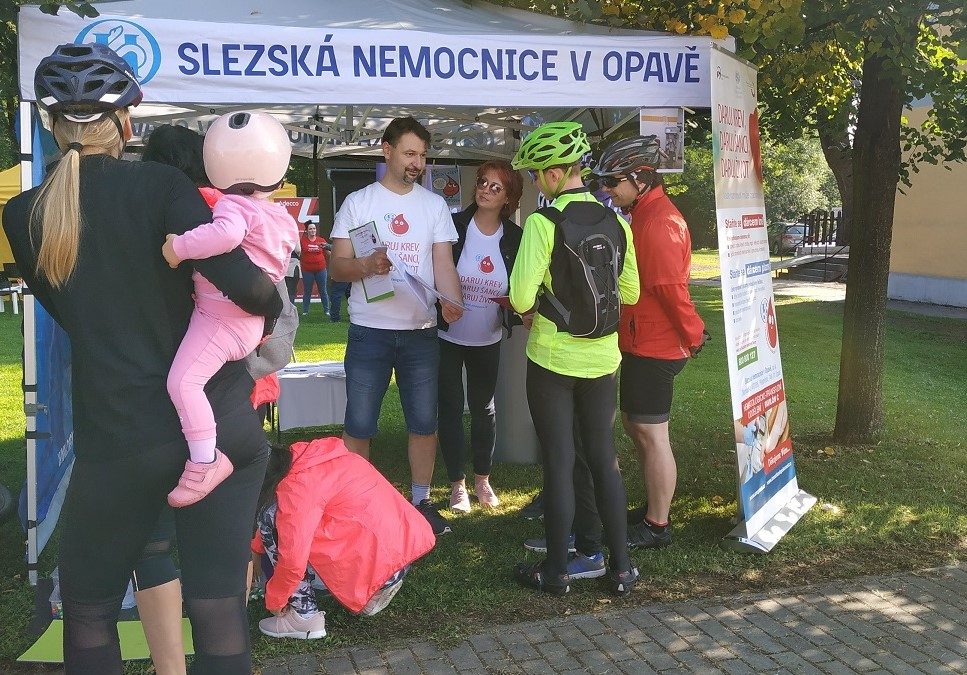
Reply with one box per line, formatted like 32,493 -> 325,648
257,564 -> 967,675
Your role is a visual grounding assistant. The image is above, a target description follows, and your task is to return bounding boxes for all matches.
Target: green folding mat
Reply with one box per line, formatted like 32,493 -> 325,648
19,619 -> 194,662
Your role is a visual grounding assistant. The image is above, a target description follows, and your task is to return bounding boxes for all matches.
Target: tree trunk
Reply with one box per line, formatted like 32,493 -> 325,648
832,51 -> 903,444
819,126 -> 853,245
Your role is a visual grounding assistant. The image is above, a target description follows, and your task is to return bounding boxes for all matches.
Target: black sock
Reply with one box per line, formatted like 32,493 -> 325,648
644,517 -> 669,531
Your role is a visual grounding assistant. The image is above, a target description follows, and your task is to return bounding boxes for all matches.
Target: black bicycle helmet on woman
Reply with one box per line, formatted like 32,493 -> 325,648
593,135 -> 661,177
34,42 -> 142,123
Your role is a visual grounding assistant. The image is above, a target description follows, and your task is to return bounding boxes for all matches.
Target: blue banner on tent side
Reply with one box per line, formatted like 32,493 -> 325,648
19,305 -> 75,548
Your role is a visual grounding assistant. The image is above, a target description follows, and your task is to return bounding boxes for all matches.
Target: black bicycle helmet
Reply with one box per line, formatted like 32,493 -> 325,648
34,43 -> 143,123
593,135 -> 661,176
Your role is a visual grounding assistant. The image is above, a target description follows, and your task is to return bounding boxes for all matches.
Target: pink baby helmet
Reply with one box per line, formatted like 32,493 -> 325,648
204,111 -> 291,193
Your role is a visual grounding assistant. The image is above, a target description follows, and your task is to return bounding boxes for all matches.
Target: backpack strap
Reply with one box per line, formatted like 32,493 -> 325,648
534,206 -> 571,330
535,205 -> 565,226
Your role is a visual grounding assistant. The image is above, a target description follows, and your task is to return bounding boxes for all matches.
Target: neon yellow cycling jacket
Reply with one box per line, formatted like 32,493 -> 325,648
510,190 -> 640,378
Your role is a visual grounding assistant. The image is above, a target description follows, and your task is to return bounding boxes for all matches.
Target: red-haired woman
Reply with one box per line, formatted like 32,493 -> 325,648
436,161 -> 524,512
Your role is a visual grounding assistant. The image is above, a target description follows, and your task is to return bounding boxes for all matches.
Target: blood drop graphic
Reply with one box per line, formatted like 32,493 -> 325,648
389,213 -> 410,235
766,298 -> 778,350
443,177 -> 460,197
479,256 -> 495,274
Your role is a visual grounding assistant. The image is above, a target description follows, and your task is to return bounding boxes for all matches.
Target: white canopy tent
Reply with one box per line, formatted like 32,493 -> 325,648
17,0 -> 731,160
15,0 -> 739,586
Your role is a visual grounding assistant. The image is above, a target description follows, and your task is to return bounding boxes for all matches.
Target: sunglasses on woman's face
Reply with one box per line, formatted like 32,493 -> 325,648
589,175 -> 628,192
476,177 -> 504,195
527,169 -> 539,183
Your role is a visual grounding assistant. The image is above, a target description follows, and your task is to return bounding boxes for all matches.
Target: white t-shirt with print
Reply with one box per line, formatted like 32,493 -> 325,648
440,219 -> 508,347
332,182 -> 457,330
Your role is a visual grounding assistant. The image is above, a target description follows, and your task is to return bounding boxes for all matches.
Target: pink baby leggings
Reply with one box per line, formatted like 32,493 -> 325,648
167,300 -> 263,463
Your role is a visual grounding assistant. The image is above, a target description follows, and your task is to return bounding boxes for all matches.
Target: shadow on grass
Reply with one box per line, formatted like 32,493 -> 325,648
0,291 -> 965,671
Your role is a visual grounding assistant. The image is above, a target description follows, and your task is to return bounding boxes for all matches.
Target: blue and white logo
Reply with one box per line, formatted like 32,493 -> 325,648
76,19 -> 161,85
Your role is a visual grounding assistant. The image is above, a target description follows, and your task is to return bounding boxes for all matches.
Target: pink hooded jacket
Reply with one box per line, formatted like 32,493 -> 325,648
252,437 -> 436,613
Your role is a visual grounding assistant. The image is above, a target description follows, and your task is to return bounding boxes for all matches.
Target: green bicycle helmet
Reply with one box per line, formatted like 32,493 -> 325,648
512,122 -> 591,171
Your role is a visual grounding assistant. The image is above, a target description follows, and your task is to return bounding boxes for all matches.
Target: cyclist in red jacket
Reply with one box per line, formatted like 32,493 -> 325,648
591,135 -> 708,550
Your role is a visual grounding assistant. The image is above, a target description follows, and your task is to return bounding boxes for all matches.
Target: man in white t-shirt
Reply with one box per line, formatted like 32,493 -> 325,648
330,117 -> 463,535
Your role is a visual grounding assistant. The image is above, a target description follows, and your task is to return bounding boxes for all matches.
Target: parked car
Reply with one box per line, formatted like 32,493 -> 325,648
769,222 -> 806,254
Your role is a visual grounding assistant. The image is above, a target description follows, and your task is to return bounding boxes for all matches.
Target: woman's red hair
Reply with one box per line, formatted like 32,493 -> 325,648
476,160 -> 522,218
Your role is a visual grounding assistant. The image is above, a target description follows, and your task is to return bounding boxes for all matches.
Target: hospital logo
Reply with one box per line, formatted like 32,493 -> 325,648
76,19 -> 162,85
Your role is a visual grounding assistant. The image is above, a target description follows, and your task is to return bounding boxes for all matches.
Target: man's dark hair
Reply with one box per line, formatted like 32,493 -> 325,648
142,124 -> 210,187
382,116 -> 431,147
634,169 -> 664,191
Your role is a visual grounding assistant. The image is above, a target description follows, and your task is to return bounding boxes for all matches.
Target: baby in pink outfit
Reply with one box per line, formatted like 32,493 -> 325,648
162,111 -> 298,507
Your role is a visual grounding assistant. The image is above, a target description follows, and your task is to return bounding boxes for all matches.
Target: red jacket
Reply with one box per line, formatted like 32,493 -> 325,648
251,437 -> 435,613
198,187 -> 222,209
249,373 -> 279,408
619,186 -> 705,360
300,235 -> 328,272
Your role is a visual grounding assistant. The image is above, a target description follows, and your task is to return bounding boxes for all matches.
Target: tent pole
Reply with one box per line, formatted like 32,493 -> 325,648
19,101 -> 39,587
312,107 -> 320,199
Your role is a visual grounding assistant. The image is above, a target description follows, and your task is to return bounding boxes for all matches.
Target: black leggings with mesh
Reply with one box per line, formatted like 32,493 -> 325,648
526,360 -> 632,579
58,404 -> 267,674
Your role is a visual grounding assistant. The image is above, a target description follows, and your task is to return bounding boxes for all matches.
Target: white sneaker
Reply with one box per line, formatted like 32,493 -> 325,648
449,481 -> 471,513
258,610 -> 327,639
475,476 -> 500,509
361,568 -> 407,616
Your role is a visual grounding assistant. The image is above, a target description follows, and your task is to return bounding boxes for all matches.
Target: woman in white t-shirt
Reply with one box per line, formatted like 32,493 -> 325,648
437,161 -> 524,512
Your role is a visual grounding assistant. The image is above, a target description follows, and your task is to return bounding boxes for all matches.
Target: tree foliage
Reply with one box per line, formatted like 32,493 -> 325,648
0,2 -> 99,169
497,0 -> 965,442
499,0 -> 965,179
668,134 -> 838,248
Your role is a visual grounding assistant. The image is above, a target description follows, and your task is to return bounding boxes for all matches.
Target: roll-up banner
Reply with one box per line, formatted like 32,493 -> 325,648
710,46 -> 815,553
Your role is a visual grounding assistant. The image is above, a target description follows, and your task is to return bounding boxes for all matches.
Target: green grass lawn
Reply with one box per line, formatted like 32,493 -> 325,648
0,287 -> 965,671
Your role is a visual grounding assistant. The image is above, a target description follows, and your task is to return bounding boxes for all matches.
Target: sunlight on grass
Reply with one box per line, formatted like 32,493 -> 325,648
0,287 -> 964,670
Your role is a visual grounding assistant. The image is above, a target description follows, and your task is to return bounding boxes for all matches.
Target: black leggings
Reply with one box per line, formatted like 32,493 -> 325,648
437,338 -> 501,482
131,507 -> 178,592
526,360 -> 631,578
59,404 -> 267,675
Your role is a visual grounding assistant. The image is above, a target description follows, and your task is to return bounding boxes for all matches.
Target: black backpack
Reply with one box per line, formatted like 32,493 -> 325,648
537,201 -> 627,339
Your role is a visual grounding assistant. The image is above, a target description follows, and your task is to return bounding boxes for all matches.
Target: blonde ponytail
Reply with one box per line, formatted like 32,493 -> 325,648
29,109 -> 130,287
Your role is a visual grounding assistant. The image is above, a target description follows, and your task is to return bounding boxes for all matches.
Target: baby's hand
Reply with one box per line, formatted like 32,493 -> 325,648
162,234 -> 181,268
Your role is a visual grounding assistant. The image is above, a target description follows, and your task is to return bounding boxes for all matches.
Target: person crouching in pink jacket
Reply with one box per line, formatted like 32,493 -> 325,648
252,437 -> 436,639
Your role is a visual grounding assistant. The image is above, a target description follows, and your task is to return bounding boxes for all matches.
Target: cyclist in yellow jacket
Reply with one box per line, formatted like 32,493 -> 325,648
509,122 -> 640,596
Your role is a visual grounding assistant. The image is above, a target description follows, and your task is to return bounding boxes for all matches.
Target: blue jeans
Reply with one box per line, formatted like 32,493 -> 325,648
302,269 -> 330,314
344,324 -> 439,438
437,338 -> 501,482
329,280 -> 351,320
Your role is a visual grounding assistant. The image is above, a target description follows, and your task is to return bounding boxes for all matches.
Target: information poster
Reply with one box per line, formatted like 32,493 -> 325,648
348,221 -> 395,302
429,165 -> 462,210
711,48 -> 803,539
639,107 -> 684,172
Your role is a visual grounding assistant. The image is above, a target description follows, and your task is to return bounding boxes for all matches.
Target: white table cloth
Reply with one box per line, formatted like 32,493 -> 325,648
277,361 -> 346,431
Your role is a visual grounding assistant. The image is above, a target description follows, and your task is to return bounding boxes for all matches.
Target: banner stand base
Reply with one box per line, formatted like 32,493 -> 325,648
720,489 -> 816,554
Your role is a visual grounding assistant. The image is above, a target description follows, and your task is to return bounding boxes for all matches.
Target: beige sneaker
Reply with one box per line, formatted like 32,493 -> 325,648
475,475 -> 500,509
449,481 -> 471,513
258,609 -> 327,640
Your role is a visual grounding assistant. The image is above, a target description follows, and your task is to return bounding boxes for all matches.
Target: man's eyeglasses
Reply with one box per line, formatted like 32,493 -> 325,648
526,169 -> 539,183
588,175 -> 628,192
476,177 -> 504,195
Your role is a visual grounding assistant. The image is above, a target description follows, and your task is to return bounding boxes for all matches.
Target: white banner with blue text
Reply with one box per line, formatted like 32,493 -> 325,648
19,7 -> 715,108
